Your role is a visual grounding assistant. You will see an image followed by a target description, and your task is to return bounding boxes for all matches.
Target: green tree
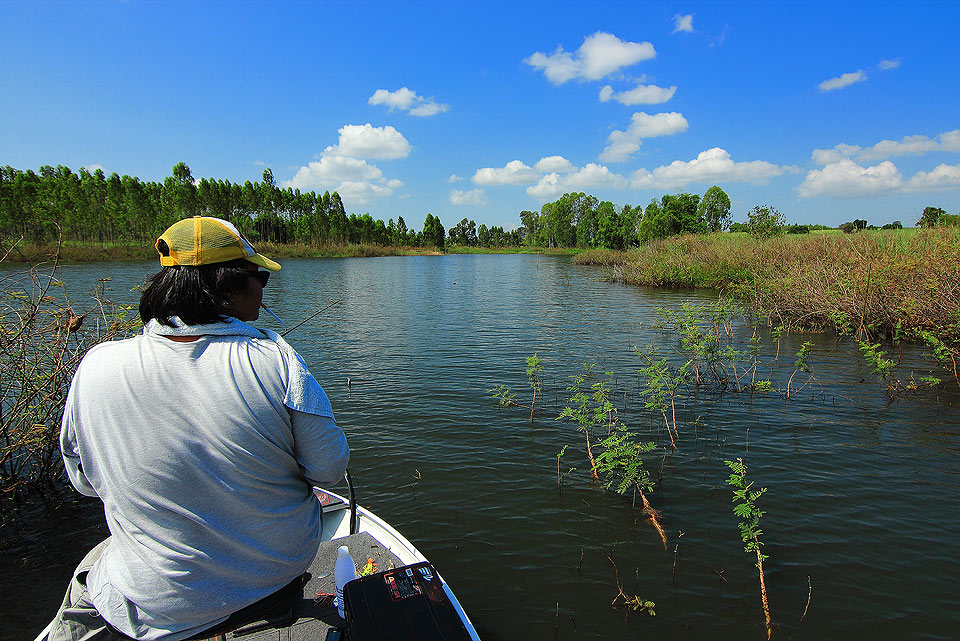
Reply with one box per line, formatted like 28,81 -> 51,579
519,209 -> 541,246
746,205 -> 785,239
698,185 -> 732,232
422,213 -> 445,248
595,200 -> 624,249
919,206 -> 945,228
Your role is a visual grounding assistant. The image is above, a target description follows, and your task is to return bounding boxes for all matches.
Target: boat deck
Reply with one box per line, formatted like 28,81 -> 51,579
230,530 -> 404,640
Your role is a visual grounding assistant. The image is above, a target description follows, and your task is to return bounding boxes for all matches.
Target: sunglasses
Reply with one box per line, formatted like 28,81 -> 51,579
251,271 -> 269,288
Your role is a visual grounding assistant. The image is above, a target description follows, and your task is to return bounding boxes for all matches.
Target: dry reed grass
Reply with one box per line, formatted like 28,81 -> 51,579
580,229 -> 960,347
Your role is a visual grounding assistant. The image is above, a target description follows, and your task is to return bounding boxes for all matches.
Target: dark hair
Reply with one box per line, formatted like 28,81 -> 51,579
139,257 -> 257,326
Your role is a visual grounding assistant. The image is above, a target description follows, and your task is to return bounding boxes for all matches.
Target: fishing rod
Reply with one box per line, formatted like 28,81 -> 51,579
269,296 -> 344,337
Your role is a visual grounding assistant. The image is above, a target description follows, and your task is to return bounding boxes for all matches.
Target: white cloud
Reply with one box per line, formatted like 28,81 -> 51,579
323,123 -> 411,159
284,156 -> 404,205
286,156 -> 381,186
449,188 -> 487,206
630,148 -> 790,189
598,82 -> 677,105
903,164 -> 960,191
283,125 -> 409,205
253,160 -> 267,166
369,87 -> 450,117
369,87 -> 417,110
818,70 -> 866,92
527,163 -> 627,199
878,58 -> 901,70
448,174 -> 463,183
534,155 -> 576,173
335,180 -> 403,204
798,159 -> 903,197
942,130 -> 960,152
672,14 -> 694,33
81,164 -> 105,173
472,160 -> 538,186
525,32 -> 656,84
859,135 -> 942,161
811,143 -> 862,165
812,130 -> 960,164
600,111 -> 689,162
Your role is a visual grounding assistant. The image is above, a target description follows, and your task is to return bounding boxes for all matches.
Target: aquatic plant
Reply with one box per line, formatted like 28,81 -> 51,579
556,368 -> 604,480
856,339 -> 940,400
556,444 -> 576,486
490,353 -> 545,421
595,426 -> 665,547
607,556 -> 656,616
635,346 -> 690,448
526,353 -> 543,423
725,458 -> 772,639
785,341 -> 813,399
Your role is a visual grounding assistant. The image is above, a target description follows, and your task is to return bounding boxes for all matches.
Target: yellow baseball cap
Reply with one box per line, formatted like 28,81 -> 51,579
156,216 -> 281,271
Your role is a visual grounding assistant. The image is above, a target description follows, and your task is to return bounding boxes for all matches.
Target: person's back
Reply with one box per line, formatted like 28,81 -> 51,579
52,216 -> 349,641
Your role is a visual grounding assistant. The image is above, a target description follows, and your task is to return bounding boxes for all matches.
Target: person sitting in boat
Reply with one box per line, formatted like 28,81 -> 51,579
50,216 -> 350,640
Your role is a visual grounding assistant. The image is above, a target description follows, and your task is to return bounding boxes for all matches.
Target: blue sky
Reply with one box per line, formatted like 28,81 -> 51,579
2,1 -> 958,230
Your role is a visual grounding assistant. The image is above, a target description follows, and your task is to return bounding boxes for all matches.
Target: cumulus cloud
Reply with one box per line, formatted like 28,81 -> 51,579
368,87 -> 450,117
878,58 -> 901,70
472,160 -> 539,186
599,111 -> 689,162
323,123 -> 411,159
448,174 -> 463,183
81,164 -> 106,173
534,155 -> 576,173
903,164 -> 960,191
285,155 -> 405,204
672,14 -> 694,33
525,32 -> 656,84
449,188 -> 487,206
527,163 -> 627,199
283,123 -> 410,205
818,70 -> 866,92
812,130 -> 960,164
599,82 -> 676,105
798,159 -> 903,197
630,148 -> 791,189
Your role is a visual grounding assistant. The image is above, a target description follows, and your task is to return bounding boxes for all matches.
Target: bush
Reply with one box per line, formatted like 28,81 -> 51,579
786,224 -> 810,234
839,222 -> 855,233
1,260 -> 139,514
746,205 -> 785,239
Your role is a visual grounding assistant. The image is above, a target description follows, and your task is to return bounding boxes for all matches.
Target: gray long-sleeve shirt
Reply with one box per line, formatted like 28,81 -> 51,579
60,319 -> 349,640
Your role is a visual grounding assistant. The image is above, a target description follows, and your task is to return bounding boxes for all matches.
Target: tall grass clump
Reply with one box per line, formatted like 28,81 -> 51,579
0,254 -> 139,516
607,229 -> 960,380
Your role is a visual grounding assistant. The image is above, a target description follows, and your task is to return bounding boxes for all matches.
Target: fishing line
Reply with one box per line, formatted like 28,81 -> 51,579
280,297 -> 345,337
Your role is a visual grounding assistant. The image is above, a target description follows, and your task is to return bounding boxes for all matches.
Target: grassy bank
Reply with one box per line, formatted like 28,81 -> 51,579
1,240 -> 579,263
575,228 -> 960,349
444,245 -> 578,255
1,241 -> 448,264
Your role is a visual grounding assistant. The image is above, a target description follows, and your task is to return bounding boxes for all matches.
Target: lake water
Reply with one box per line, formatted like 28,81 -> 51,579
4,254 -> 959,640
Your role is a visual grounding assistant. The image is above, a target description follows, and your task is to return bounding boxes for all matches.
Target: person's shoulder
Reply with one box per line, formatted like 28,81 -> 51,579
75,334 -> 145,372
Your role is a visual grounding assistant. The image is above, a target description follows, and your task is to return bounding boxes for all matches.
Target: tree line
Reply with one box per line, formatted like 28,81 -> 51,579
0,162 -> 449,248
4,162 -> 951,254
513,186 -> 734,249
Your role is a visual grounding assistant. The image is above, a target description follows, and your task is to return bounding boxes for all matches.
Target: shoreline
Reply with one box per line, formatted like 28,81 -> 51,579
1,241 -> 577,264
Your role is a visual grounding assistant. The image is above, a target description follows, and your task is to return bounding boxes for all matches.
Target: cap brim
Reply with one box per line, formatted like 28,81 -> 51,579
245,254 -> 281,271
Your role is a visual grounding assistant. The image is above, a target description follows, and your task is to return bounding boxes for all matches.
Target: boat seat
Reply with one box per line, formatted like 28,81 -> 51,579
103,574 -> 302,641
